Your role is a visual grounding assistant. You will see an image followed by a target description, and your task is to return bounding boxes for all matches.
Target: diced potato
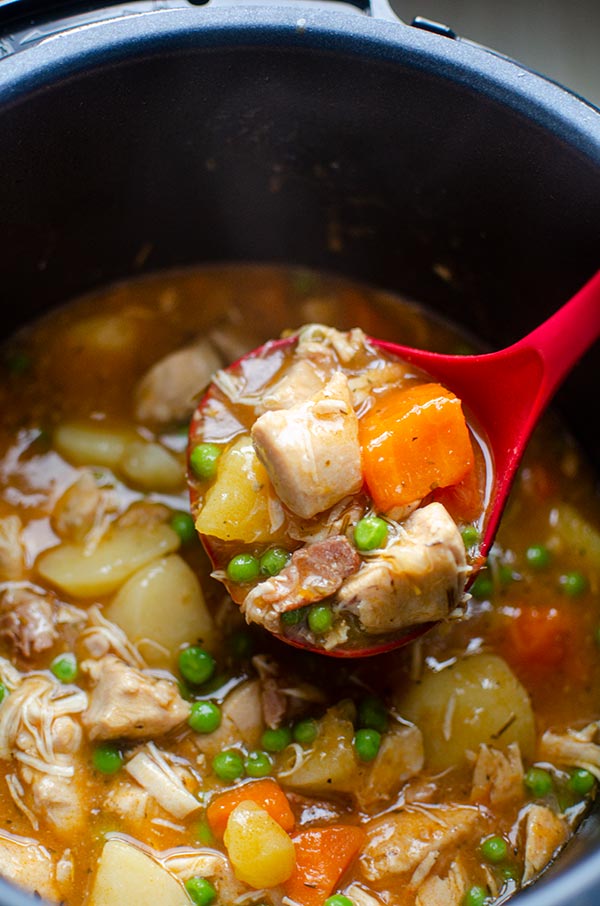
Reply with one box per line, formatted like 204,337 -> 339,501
54,421 -> 138,469
105,554 -> 215,666
280,702 -> 357,794
195,435 -> 280,543
65,313 -> 142,355
37,524 -> 180,598
89,838 -> 189,906
120,441 -> 184,492
551,503 -> 600,570
398,653 -> 535,770
223,801 -> 295,888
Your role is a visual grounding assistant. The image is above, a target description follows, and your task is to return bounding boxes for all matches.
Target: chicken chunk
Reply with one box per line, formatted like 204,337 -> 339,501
242,536 -> 360,631
522,804 -> 567,883
361,805 -> 479,881
134,337 -> 222,425
0,590 -> 58,658
415,858 -> 468,906
539,722 -> 600,778
251,371 -> 362,519
337,503 -> 467,633
262,358 -> 326,410
0,515 -> 24,581
192,680 -> 263,758
81,655 -> 190,740
24,766 -> 87,837
0,831 -> 61,902
471,743 -> 524,807
51,469 -> 116,542
355,723 -> 424,810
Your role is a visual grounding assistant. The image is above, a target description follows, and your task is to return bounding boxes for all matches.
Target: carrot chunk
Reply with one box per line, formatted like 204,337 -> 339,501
359,382 -> 474,512
283,825 -> 365,906
206,779 -> 295,838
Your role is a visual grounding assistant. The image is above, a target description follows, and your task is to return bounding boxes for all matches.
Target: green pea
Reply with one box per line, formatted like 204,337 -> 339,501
185,877 -> 217,906
358,696 -> 389,734
193,820 -> 214,846
525,543 -> 552,570
524,767 -> 553,798
354,516 -> 388,551
292,718 -> 318,745
259,547 -> 291,577
0,682 -> 7,704
188,701 -> 222,734
569,768 -> 596,796
500,865 -> 520,883
244,750 -> 273,778
498,564 -> 516,586
462,886 -> 488,906
559,571 -> 588,597
480,835 -> 508,864
50,653 -> 78,684
228,630 -> 254,660
261,727 -> 292,753
470,574 -> 493,600
189,443 -> 221,481
308,604 -> 333,634
212,750 -> 245,781
178,646 -> 216,686
461,525 -> 480,549
226,553 -> 260,584
324,896 -> 354,906
170,510 -> 196,544
93,743 -> 124,775
354,728 -> 381,762
281,607 -> 307,627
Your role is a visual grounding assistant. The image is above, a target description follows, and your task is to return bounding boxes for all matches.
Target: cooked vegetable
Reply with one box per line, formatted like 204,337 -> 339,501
88,839 -> 189,906
120,441 -> 184,491
206,779 -> 294,837
353,516 -> 388,551
37,524 -> 180,597
244,751 -> 273,778
480,835 -> 508,864
212,750 -> 245,782
50,652 -> 78,683
105,554 -> 215,667
223,800 -> 296,888
359,382 -> 474,512
185,877 -> 217,906
524,767 -> 553,798
354,729 -> 381,763
280,704 -> 356,794
54,421 -> 137,469
179,645 -> 216,685
399,654 -> 535,769
226,554 -> 260,584
261,727 -> 292,753
189,701 -> 222,734
190,443 -> 222,481
92,743 -> 124,775
559,570 -> 588,596
169,511 -> 197,544
283,825 -> 365,906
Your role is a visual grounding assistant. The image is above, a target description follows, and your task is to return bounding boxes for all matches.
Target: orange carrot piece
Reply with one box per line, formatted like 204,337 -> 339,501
432,430 -> 486,522
206,779 -> 295,838
283,825 -> 365,906
359,382 -> 474,512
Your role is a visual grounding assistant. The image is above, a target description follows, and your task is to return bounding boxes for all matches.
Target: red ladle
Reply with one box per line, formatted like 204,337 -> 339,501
190,269 -> 600,656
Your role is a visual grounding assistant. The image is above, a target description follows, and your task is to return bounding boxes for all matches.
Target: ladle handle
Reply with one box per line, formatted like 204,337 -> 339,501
511,268 -> 600,414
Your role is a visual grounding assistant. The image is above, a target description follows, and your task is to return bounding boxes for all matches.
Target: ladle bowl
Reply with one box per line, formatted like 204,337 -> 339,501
189,269 -> 600,657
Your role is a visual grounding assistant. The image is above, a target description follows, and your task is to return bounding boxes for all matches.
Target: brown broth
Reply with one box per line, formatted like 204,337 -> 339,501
0,265 -> 597,906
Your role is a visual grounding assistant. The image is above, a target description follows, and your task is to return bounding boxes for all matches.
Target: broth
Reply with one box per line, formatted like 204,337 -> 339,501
0,266 -> 597,906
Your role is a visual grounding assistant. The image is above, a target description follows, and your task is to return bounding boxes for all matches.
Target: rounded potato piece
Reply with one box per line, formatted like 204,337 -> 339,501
105,554 -> 215,666
195,435 -> 281,543
37,524 -> 180,598
120,441 -> 184,492
54,421 -> 138,469
224,801 -> 296,888
89,838 -> 189,906
399,653 -> 535,770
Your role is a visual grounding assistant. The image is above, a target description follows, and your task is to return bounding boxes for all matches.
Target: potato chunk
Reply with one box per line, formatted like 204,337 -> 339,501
105,555 -> 215,666
195,435 -> 281,543
37,524 -> 180,598
89,838 -> 189,906
398,653 -> 535,770
223,801 -> 295,888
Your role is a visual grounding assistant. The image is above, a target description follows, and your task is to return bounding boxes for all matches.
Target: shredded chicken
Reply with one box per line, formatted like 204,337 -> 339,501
134,337 -> 222,425
0,515 -> 24,581
81,655 -> 190,741
162,848 -> 247,902
78,606 -> 146,667
356,722 -> 424,810
242,536 -> 360,631
0,587 -> 85,660
262,358 -> 326,411
343,883 -> 384,905
522,804 -> 568,883
361,805 -> 480,882
252,654 -> 326,729
115,501 -> 171,529
192,680 -> 263,758
338,503 -> 467,633
252,371 -> 362,519
471,743 -> 524,807
539,722 -> 600,778
51,469 -> 117,543
125,743 -> 201,819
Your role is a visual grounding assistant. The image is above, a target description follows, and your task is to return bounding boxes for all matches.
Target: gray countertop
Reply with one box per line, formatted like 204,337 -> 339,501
393,0 -> 600,108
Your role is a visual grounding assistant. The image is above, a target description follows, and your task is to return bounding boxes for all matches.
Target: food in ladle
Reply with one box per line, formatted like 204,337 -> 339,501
189,324 -> 489,653
0,266 -> 597,906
